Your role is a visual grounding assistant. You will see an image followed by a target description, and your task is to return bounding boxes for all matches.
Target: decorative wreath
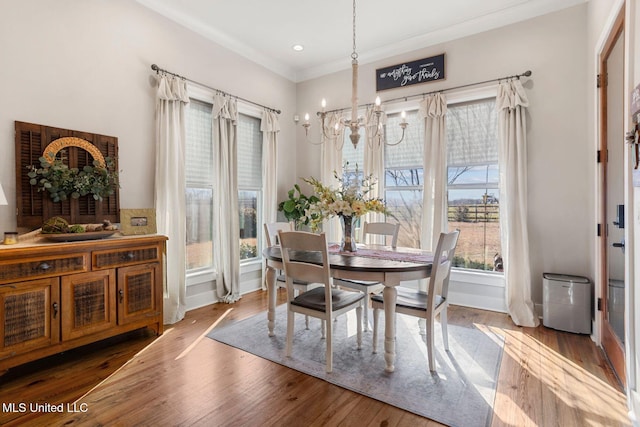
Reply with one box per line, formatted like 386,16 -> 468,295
27,137 -> 118,203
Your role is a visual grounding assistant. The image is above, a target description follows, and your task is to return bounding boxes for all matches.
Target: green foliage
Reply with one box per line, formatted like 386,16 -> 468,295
277,184 -> 319,226
41,216 -> 70,234
240,242 -> 257,260
68,224 -> 86,233
27,154 -> 119,203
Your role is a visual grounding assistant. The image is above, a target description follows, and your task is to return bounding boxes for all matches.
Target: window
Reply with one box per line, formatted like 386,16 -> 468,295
237,113 -> 263,262
383,96 -> 502,273
446,98 -> 501,271
185,100 -> 265,272
384,109 -> 424,248
185,98 -> 214,272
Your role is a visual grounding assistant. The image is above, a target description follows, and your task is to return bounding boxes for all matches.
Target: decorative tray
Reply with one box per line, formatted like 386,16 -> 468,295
42,230 -> 117,242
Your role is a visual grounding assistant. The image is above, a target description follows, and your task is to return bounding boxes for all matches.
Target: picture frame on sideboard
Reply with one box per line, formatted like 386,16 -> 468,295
120,208 -> 157,235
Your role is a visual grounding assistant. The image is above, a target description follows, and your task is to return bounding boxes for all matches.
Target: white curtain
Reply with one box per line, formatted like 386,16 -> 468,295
419,93 -> 448,252
496,80 -> 538,327
320,112 -> 344,241
212,94 -> 241,303
261,109 -> 279,223
364,106 -> 385,226
155,74 -> 189,324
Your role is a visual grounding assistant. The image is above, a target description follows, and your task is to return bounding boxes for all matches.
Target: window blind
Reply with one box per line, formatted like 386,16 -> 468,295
446,98 -> 498,167
186,99 -> 214,185
385,110 -> 424,169
237,113 -> 262,188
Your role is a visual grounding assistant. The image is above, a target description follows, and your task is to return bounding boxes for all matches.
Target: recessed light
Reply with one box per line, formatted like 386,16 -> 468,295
292,44 -> 304,52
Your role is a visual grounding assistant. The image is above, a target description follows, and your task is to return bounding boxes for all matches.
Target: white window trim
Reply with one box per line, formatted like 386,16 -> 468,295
384,85 -> 503,284
446,87 -> 502,279
186,84 -> 266,285
241,259 -> 263,274
186,85 -> 216,286
451,268 -> 504,287
187,268 -> 217,287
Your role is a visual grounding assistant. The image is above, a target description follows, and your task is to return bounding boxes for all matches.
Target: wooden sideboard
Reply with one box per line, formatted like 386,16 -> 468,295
0,234 -> 166,371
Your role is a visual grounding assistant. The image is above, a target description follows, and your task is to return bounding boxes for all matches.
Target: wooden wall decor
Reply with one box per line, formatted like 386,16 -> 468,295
15,121 -> 120,229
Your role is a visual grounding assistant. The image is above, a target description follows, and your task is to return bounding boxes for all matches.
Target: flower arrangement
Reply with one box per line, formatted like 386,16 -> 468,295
27,153 -> 119,203
302,163 -> 390,232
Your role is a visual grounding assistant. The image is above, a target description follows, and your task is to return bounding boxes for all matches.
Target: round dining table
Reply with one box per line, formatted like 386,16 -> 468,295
263,244 -> 434,373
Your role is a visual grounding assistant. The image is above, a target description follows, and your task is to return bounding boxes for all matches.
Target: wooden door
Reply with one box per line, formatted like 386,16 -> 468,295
598,9 -> 626,386
61,270 -> 116,341
0,277 -> 60,358
116,263 -> 161,326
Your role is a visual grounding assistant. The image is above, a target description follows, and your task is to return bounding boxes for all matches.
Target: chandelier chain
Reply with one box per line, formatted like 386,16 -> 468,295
351,0 -> 358,61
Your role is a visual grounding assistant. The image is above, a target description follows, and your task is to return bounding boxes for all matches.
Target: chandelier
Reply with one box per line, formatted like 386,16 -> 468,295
302,0 -> 407,149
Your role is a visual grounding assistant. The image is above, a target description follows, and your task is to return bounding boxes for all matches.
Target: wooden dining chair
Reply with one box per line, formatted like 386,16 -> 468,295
278,230 -> 364,373
333,221 -> 400,331
264,222 -> 317,328
371,230 -> 460,372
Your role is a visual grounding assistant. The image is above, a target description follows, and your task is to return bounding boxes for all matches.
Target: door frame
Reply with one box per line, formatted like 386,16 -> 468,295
598,5 -> 626,387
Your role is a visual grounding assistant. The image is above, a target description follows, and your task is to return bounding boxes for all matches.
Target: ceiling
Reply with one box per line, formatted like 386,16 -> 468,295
136,0 -> 586,82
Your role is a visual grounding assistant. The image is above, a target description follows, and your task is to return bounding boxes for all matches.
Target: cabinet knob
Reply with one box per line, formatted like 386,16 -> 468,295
36,262 -> 51,271
52,302 -> 58,318
119,288 -> 124,303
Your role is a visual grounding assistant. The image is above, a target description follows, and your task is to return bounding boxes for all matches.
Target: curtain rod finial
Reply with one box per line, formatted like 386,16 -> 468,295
151,64 -> 159,71
523,70 -> 532,77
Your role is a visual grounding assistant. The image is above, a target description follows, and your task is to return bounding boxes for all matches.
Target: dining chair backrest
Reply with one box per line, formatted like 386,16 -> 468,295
428,230 -> 460,307
362,222 -> 400,248
264,222 -> 293,247
278,230 -> 332,306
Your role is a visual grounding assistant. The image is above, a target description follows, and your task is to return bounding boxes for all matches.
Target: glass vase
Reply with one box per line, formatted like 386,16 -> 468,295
340,215 -> 357,252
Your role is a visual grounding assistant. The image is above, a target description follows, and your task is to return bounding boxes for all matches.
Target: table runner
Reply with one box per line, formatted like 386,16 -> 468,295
328,244 -> 434,264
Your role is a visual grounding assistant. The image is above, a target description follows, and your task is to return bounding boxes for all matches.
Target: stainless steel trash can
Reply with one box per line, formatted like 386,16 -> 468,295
542,273 -> 592,334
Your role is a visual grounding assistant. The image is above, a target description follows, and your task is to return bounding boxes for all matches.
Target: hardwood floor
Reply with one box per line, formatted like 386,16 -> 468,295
0,289 -> 630,426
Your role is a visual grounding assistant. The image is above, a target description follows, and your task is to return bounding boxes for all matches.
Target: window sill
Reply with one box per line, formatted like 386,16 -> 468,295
451,268 -> 504,287
187,268 -> 217,287
241,258 -> 263,274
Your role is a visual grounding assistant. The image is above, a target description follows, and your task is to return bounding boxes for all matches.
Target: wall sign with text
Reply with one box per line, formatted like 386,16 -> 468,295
376,54 -> 445,91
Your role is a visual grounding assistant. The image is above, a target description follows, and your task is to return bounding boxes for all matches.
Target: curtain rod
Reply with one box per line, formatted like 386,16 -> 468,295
323,70 -> 532,115
151,64 -> 282,114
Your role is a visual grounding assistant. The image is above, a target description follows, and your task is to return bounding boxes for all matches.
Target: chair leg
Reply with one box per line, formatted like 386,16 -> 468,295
372,307 -> 379,354
426,316 -> 435,372
286,309 -> 294,357
325,316 -> 333,373
440,307 -> 449,351
356,305 -> 362,350
295,289 -> 310,330
362,294 -> 370,332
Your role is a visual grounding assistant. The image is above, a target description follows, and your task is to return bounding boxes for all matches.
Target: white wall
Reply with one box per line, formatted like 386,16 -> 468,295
0,0 -> 298,232
0,0 -> 299,309
296,5 -> 591,311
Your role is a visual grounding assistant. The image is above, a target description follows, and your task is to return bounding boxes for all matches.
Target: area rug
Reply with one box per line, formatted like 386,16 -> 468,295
207,306 -> 504,427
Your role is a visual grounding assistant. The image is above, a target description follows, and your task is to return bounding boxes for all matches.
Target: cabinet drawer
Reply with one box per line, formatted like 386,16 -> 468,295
0,254 -> 88,284
92,245 -> 160,269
